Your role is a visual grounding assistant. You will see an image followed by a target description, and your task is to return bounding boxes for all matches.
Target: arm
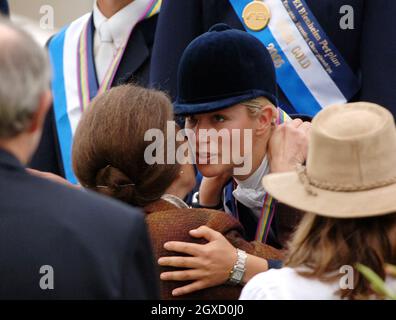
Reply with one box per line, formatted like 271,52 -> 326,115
122,215 -> 160,299
158,226 -> 273,297
268,119 -> 311,173
197,171 -> 232,207
26,168 -> 81,189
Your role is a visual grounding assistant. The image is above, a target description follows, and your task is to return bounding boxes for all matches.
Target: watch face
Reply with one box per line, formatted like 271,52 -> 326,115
234,270 -> 244,281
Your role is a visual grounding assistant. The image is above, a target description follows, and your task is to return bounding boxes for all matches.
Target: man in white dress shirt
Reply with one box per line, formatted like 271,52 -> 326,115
30,0 -> 161,182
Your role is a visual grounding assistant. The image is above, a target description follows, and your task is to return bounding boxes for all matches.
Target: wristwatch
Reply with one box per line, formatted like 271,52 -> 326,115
228,249 -> 247,286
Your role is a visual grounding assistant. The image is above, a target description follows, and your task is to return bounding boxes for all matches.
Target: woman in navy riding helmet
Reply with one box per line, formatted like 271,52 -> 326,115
158,24 -> 311,297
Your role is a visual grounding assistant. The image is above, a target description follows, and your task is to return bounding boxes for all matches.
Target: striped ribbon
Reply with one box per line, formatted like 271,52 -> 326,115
229,0 -> 360,117
255,192 -> 275,242
231,108 -> 289,243
254,107 -> 289,243
77,0 -> 161,110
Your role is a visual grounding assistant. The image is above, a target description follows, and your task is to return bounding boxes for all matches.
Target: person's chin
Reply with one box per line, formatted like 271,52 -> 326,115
197,163 -> 231,178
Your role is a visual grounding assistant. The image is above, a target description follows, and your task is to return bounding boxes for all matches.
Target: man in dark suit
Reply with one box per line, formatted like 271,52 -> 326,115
150,0 -> 396,116
0,0 -> 8,16
0,19 -> 158,299
30,0 -> 160,181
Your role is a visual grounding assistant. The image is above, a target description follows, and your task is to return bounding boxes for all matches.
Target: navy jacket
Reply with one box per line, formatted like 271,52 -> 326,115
150,0 -> 396,115
0,149 -> 158,299
0,0 -> 8,16
30,15 -> 158,176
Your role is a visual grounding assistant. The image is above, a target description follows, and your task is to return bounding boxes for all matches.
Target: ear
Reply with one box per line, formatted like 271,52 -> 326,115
26,90 -> 52,134
255,104 -> 275,136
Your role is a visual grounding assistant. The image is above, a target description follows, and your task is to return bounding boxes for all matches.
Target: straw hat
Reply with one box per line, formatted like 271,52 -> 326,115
262,102 -> 396,218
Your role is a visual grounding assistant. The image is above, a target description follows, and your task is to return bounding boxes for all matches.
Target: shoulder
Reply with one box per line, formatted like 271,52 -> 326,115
146,207 -> 241,240
138,13 -> 158,37
240,267 -> 299,300
62,185 -> 145,228
240,267 -> 341,300
21,172 -> 145,234
44,180 -> 148,256
48,12 -> 91,47
146,207 -> 236,228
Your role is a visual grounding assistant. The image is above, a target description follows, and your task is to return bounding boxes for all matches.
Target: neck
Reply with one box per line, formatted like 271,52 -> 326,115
234,138 -> 268,181
97,0 -> 134,18
0,136 -> 33,165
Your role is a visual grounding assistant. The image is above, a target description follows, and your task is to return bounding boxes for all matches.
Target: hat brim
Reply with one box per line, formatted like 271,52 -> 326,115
262,172 -> 396,218
173,90 -> 278,116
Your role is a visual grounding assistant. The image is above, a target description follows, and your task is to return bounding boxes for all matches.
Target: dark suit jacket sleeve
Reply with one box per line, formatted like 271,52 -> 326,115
358,0 -> 396,113
149,0 -> 204,99
122,215 -> 159,299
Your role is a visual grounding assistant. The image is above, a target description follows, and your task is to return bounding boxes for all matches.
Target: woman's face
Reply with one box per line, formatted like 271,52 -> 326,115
184,104 -> 259,177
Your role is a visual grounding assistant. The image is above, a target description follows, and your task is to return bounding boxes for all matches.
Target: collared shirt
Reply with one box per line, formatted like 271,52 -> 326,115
161,194 -> 190,209
232,155 -> 270,219
93,0 -> 151,82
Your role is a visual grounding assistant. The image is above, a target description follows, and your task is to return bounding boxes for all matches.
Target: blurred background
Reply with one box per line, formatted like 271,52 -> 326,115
9,0 -> 94,45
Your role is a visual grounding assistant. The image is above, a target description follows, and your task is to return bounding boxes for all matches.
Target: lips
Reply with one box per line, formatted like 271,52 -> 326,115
195,152 -> 219,164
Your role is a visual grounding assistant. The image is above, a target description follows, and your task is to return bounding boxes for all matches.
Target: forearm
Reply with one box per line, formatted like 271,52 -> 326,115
242,254 -> 269,284
198,178 -> 226,207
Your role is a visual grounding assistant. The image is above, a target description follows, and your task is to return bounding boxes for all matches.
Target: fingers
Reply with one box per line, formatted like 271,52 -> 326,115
289,118 -> 303,128
158,256 -> 200,269
160,269 -> 202,282
171,280 -> 209,297
164,241 -> 203,256
163,227 -> 221,255
282,118 -> 311,135
299,121 -> 312,134
189,225 -> 222,242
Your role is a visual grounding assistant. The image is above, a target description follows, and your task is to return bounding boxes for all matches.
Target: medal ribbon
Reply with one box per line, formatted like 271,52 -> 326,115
233,108 -> 289,243
255,107 -> 288,243
229,0 -> 360,116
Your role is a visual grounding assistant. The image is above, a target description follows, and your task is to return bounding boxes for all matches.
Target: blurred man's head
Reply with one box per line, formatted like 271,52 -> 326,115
0,18 -> 51,164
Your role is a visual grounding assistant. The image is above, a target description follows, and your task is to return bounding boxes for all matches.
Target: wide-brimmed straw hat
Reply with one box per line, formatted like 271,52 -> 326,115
262,102 -> 396,218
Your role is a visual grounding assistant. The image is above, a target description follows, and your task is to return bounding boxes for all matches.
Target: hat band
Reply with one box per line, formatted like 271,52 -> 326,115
297,165 -> 396,196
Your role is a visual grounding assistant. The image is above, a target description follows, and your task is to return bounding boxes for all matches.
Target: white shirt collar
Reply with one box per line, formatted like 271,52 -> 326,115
234,155 -> 269,191
232,155 -> 270,219
93,0 -> 150,49
161,194 -> 190,209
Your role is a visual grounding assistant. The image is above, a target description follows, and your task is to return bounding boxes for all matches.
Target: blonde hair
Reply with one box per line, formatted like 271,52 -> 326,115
285,212 -> 396,299
242,96 -> 278,124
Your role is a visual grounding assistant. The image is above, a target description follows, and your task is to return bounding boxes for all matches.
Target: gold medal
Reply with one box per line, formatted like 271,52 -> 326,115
242,1 -> 271,31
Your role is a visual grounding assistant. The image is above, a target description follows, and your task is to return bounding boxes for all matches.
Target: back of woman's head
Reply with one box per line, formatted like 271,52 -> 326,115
286,212 -> 396,299
72,84 -> 180,207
